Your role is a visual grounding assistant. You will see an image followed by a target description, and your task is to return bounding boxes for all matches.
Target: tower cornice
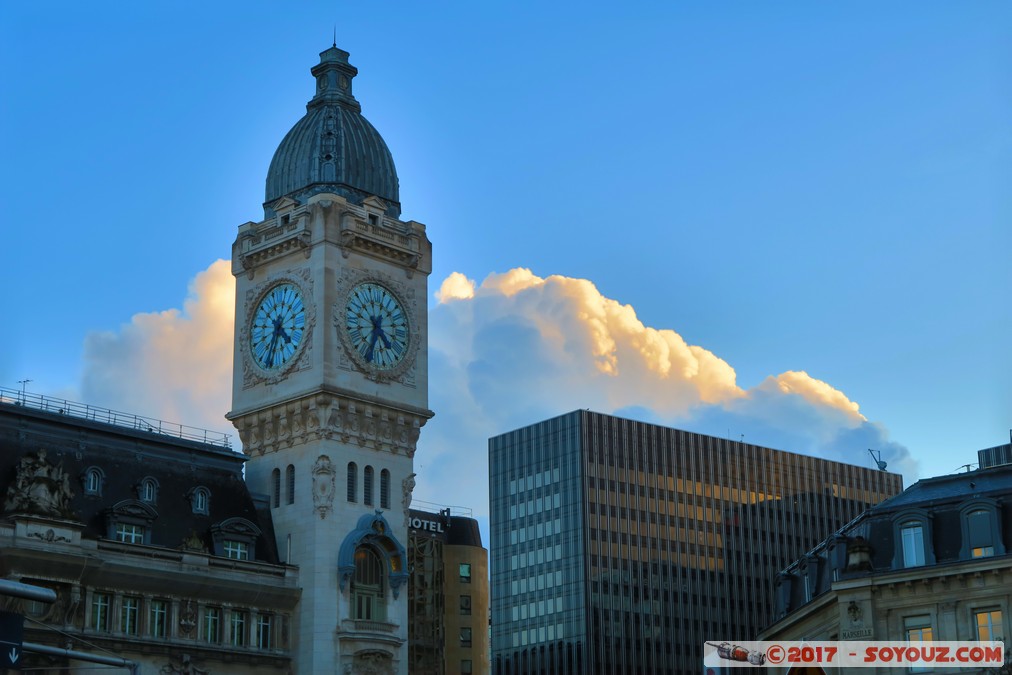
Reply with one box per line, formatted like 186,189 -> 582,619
228,387 -> 433,459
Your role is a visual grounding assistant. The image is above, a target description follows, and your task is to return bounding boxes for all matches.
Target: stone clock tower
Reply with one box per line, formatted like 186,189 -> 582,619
227,46 -> 432,675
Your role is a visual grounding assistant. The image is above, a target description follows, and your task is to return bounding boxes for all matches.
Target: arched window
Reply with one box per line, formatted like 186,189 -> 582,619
960,501 -> 1005,559
364,466 -> 374,506
347,462 -> 357,503
286,465 -> 295,505
190,487 -> 210,515
380,469 -> 390,509
271,469 -> 281,508
139,477 -> 158,504
84,467 -> 104,496
352,547 -> 385,621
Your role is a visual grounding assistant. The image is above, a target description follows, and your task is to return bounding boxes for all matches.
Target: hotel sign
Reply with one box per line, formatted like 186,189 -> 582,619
409,517 -> 445,533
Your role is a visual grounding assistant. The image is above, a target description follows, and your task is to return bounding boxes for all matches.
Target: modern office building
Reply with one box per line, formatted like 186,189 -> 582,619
408,506 -> 490,675
488,410 -> 903,675
760,442 -> 1012,675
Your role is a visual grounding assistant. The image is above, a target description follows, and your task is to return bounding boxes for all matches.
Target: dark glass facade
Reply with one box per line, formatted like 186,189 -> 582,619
489,410 -> 903,675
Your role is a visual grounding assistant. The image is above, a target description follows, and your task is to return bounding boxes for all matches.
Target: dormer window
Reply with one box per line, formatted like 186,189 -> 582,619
104,500 -> 157,545
368,214 -> 378,226
900,522 -> 925,567
891,509 -> 935,569
83,467 -> 104,496
139,477 -> 158,504
189,487 -> 210,515
960,500 -> 1005,560
224,540 -> 250,560
210,517 -> 262,561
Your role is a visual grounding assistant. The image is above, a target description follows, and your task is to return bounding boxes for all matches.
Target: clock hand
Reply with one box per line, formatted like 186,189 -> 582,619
265,332 -> 280,367
364,330 -> 379,363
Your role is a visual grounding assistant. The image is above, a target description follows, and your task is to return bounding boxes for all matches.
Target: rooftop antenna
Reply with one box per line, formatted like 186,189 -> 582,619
867,448 -> 887,471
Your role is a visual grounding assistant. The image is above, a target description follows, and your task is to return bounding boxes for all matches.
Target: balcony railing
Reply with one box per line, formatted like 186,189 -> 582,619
1,386 -> 233,449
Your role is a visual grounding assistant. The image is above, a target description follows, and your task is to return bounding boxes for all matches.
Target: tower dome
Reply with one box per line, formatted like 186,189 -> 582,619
265,46 -> 400,217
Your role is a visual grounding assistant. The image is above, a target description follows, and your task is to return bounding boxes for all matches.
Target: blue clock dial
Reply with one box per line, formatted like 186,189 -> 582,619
345,283 -> 409,370
250,283 -> 306,370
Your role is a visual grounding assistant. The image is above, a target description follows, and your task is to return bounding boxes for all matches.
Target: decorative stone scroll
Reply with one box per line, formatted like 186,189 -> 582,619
313,455 -> 336,520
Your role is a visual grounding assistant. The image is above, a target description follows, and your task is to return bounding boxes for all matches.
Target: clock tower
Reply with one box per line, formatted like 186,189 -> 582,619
227,46 -> 432,675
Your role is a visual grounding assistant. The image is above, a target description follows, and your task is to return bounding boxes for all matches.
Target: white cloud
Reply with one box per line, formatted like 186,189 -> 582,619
80,260 -> 234,438
76,262 -> 917,523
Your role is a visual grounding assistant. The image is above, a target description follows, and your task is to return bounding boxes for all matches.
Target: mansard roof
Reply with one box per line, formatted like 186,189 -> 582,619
0,399 -> 280,564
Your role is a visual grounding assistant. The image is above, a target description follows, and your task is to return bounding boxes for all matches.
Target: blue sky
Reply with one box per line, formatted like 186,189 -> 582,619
2,2 -> 1010,510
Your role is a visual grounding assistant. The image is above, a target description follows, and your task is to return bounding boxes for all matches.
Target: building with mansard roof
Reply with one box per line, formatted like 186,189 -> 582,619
0,391 -> 298,673
759,440 -> 1012,672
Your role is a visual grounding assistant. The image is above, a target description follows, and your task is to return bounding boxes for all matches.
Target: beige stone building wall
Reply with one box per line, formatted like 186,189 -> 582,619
444,543 -> 490,675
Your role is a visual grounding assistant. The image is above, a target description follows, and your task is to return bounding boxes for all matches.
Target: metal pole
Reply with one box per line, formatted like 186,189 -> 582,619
23,641 -> 137,672
0,580 -> 56,604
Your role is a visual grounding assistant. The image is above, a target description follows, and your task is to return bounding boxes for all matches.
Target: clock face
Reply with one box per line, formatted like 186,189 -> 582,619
345,283 -> 409,370
250,283 -> 306,370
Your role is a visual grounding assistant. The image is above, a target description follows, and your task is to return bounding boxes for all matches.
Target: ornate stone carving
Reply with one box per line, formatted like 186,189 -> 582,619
313,455 -> 336,520
4,449 -> 75,518
160,654 -> 210,675
27,528 -> 71,544
401,473 -> 416,521
351,650 -> 394,675
234,394 -> 427,458
180,530 -> 207,553
179,600 -> 197,637
847,600 -> 863,625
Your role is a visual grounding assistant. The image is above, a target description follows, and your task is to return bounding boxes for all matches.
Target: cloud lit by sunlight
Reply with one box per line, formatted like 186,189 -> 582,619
80,260 -> 234,436
76,262 -> 916,519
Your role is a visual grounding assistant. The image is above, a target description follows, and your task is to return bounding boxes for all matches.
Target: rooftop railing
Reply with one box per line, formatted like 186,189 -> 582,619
0,386 -> 233,449
412,499 -> 474,518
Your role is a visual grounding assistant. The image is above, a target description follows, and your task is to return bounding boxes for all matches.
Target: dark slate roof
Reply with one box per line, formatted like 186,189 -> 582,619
868,463 -> 1012,512
264,46 -> 400,218
0,400 -> 280,564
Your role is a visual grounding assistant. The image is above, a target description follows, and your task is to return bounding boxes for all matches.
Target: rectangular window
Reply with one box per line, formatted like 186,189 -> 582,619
224,540 -> 250,560
115,523 -> 145,544
257,614 -> 273,649
121,596 -> 140,635
460,595 -> 472,615
460,627 -> 472,648
459,563 -> 472,583
975,609 -> 1003,641
203,607 -> 221,643
905,615 -> 933,673
230,610 -> 248,647
461,659 -> 473,674
901,523 -> 925,567
150,600 -> 167,638
92,593 -> 111,631
972,546 -> 995,558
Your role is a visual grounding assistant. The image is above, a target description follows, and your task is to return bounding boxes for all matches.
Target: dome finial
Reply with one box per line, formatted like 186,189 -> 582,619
333,25 -> 337,48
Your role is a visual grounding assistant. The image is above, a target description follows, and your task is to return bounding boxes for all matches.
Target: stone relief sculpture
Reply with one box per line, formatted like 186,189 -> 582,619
350,651 -> 393,675
160,654 -> 210,675
3,449 -> 75,518
178,600 -> 197,637
401,473 -> 416,511
312,455 -> 336,519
